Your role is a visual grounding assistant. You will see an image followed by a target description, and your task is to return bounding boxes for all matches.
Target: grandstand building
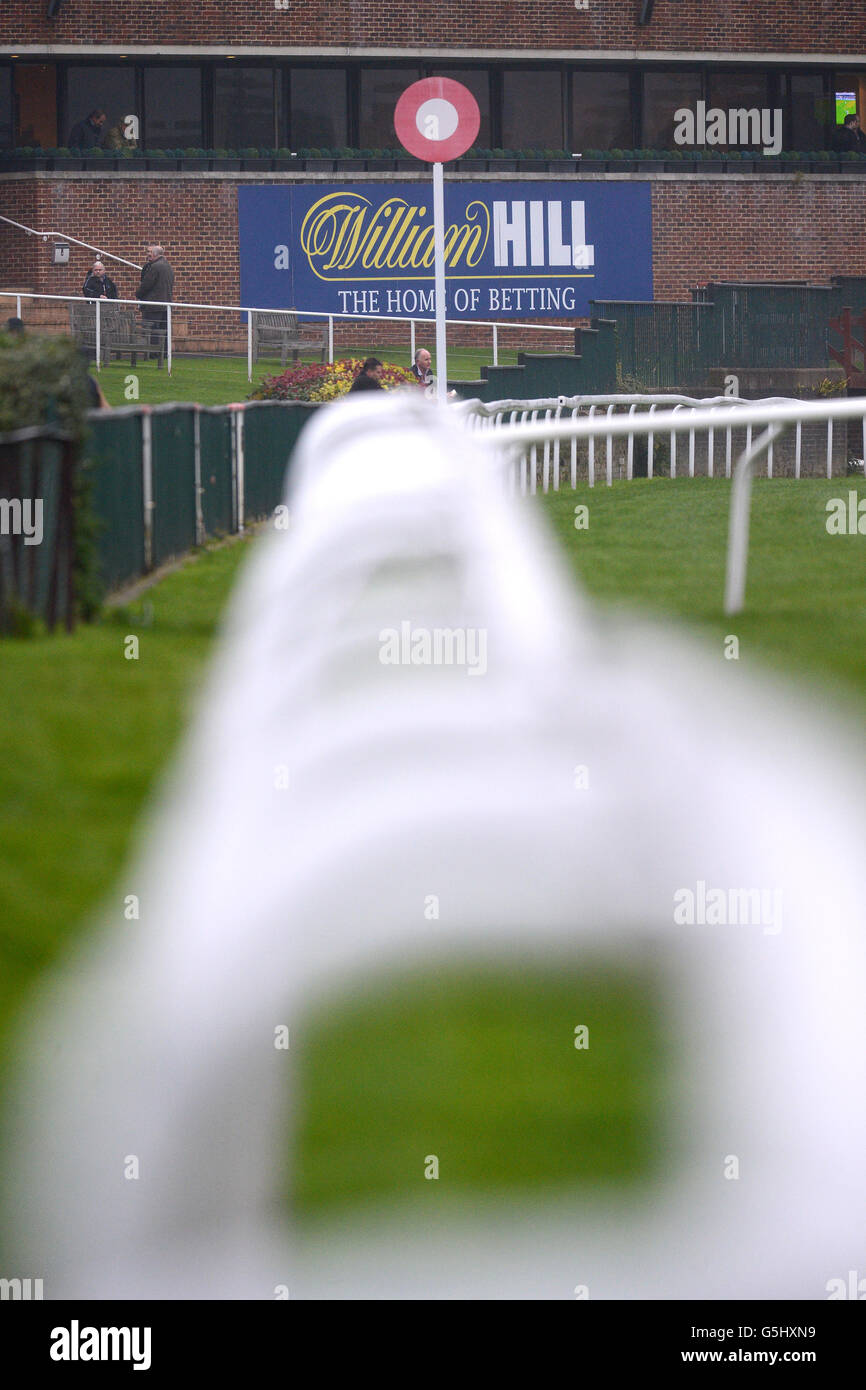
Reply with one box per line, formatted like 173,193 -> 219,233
2,3 -> 866,350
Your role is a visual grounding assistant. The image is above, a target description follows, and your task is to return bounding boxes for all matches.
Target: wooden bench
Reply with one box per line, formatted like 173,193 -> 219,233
251,310 -> 328,367
70,302 -> 165,369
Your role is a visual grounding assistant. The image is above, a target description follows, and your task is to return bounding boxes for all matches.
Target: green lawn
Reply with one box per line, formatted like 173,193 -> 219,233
542,476 -> 866,711
2,475 -> 864,1224
94,346 -> 520,407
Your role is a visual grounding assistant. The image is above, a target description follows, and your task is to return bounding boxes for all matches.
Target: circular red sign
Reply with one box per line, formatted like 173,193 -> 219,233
394,77 -> 481,163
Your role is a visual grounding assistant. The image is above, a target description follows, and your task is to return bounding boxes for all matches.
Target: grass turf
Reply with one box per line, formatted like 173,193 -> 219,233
94,346 -> 522,408
1,475 -> 864,1218
542,476 -> 866,712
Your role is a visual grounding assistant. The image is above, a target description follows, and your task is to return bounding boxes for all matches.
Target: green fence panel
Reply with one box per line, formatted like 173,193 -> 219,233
0,430 -> 71,630
243,402 -> 318,520
199,409 -> 234,538
591,300 -> 719,389
86,410 -> 145,591
830,276 -> 866,316
707,284 -> 832,368
150,406 -> 197,568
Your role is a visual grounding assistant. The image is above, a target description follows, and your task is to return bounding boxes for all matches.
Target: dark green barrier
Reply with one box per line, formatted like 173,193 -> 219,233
243,402 -> 318,520
199,409 -> 234,537
87,410 -> 145,590
84,400 -> 318,595
0,427 -> 74,632
151,407 -> 197,567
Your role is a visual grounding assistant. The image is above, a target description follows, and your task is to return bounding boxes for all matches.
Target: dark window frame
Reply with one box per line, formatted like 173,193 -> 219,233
568,63 -> 638,151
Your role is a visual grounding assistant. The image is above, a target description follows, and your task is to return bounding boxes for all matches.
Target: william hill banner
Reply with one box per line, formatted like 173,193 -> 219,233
238,182 -> 652,319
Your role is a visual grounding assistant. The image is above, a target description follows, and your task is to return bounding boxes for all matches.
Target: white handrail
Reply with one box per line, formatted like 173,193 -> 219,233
0,286 -> 575,332
0,213 -> 143,270
1,286 -> 577,381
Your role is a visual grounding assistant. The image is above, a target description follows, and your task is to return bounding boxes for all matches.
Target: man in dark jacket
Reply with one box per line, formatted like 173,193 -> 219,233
833,113 -> 866,152
348,357 -> 385,392
68,109 -> 106,150
82,260 -> 118,300
137,245 -> 175,345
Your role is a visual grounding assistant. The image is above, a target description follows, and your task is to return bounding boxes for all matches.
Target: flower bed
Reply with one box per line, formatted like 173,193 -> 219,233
249,358 -> 416,403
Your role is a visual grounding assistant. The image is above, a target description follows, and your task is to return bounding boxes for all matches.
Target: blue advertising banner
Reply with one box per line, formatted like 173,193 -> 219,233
238,182 -> 652,320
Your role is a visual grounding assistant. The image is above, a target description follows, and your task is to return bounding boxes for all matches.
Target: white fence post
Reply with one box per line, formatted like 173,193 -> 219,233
328,315 -> 334,365
142,409 -> 153,571
193,407 -> 205,546
248,311 -> 254,383
725,423 -> 785,615
236,407 -> 245,532
166,304 -> 172,376
493,324 -> 498,367
95,296 -> 101,372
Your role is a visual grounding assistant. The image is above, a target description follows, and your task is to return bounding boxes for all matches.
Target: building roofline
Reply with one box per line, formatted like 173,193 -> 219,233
1,45 -> 865,65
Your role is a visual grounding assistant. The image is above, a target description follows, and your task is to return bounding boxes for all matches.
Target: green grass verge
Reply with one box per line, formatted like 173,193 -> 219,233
94,347 -> 521,408
0,539 -> 255,1052
541,476 -> 866,710
291,962 -> 665,1217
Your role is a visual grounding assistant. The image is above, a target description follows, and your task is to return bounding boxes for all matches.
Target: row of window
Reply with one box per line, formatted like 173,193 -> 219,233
0,60 -> 859,153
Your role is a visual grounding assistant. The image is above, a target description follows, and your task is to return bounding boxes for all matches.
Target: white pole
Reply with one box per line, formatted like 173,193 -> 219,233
95,296 -> 101,372
248,311 -> 253,383
328,315 -> 334,364
15,294 -> 21,319
432,160 -> 447,404
166,303 -> 172,376
493,323 -> 498,366
410,318 -> 416,364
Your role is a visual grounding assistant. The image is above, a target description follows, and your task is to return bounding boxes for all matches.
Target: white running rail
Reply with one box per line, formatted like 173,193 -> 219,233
459,393 -> 866,615
0,286 -> 574,377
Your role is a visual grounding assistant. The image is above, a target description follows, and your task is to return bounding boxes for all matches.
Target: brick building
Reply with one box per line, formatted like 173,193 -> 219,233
2,3 -> 866,348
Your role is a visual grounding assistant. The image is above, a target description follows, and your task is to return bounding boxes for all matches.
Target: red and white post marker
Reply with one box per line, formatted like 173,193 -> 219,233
394,78 -> 480,403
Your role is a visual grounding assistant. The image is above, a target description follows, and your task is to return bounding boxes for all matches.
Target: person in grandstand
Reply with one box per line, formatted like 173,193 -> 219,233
348,357 -> 385,392
833,112 -> 866,152
82,260 -> 118,301
67,108 -> 107,150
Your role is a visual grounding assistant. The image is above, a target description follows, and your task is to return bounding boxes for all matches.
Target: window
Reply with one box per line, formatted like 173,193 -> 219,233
642,70 -> 702,149
706,71 -> 770,147
432,68 -> 491,148
144,67 -> 202,148
213,66 -> 276,150
359,67 -> 420,148
785,74 -> 828,150
0,67 -> 11,147
571,70 -> 632,151
65,65 -> 136,149
502,69 -> 563,149
290,68 -> 347,149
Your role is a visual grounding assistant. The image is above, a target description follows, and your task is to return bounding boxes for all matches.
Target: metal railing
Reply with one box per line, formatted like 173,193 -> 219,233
459,392 -> 866,614
0,287 -> 575,379
0,212 -> 143,270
